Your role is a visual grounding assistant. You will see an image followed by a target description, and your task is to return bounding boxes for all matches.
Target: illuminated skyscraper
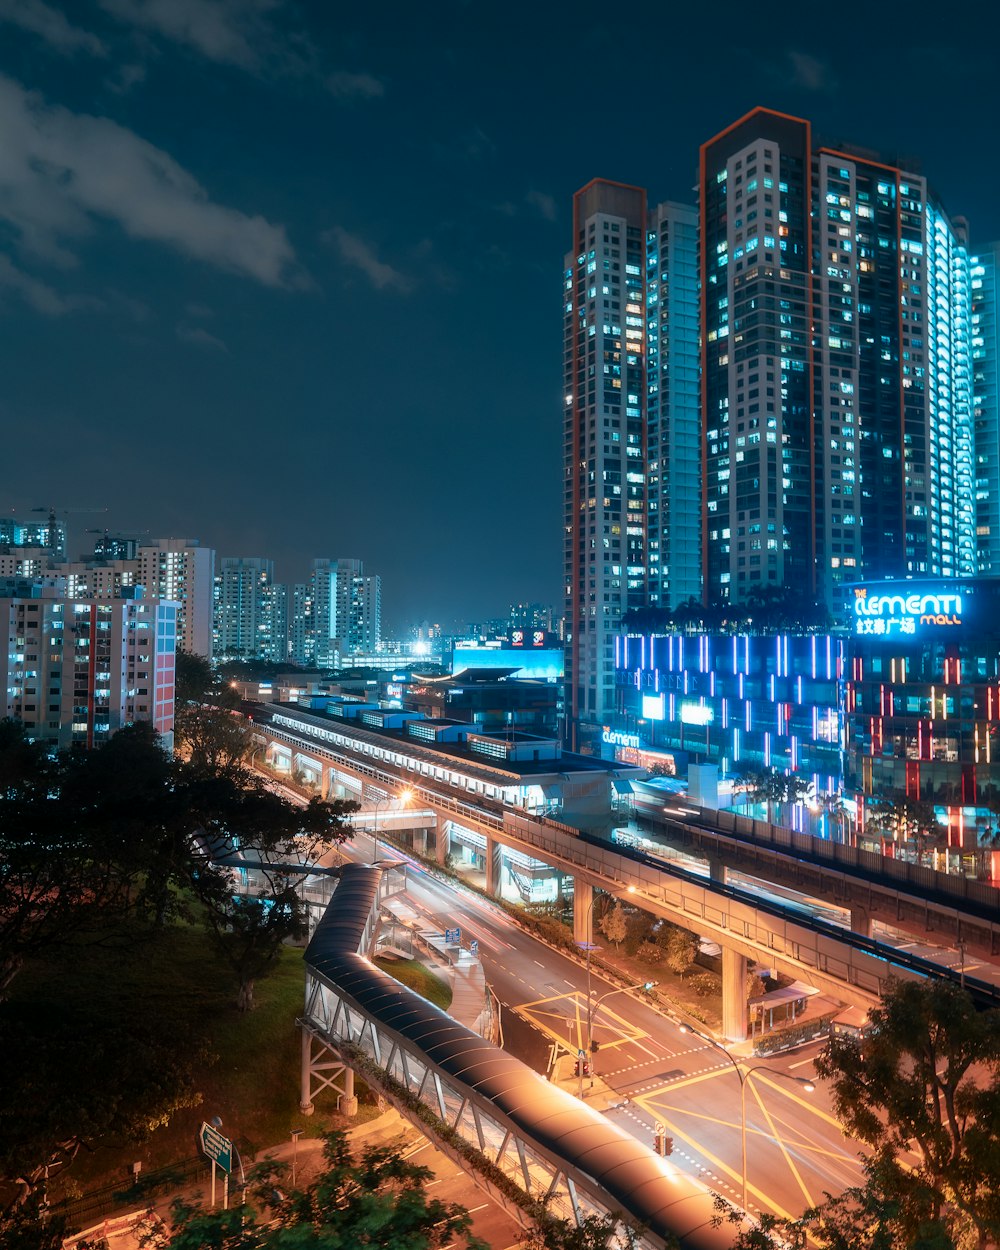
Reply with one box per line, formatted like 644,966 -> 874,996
973,243 -> 1000,573
700,107 -> 975,606
563,182 -> 700,745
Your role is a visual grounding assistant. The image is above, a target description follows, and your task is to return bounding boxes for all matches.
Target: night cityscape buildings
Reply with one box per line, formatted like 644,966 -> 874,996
567,107 -> 996,757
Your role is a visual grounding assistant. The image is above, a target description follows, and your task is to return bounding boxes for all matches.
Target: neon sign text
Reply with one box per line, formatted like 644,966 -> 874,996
853,588 -> 963,636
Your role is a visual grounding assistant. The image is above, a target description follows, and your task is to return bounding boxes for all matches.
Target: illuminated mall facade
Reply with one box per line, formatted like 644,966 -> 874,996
613,578 -> 1000,850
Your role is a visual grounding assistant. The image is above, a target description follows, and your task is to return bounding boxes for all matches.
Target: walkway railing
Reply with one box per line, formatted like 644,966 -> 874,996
301,864 -> 731,1250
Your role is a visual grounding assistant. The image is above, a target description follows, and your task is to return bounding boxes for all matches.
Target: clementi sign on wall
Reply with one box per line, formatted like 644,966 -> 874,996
851,585 -> 964,636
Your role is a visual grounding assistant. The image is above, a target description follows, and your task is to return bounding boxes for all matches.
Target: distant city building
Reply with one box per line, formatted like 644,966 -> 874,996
0,578 -> 177,751
509,602 -> 556,633
311,558 -> 381,667
973,243 -> 1000,575
288,583 -> 315,666
92,533 -> 140,561
214,556 -> 286,661
136,538 -> 215,658
0,516 -> 67,560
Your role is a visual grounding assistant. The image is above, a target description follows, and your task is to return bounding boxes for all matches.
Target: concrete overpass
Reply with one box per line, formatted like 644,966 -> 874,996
247,704 -> 1000,1040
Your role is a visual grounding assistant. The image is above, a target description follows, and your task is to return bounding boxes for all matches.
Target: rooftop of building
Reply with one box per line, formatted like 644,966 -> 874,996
256,700 -> 642,785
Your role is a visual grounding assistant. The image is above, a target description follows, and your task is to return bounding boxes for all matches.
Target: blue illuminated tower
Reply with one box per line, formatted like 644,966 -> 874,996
973,243 -> 1000,574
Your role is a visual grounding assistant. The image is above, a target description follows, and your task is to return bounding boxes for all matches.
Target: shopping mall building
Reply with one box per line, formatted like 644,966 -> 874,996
613,578 -> 1000,851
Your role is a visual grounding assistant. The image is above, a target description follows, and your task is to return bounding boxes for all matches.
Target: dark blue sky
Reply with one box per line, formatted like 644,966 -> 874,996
1,0 -> 996,630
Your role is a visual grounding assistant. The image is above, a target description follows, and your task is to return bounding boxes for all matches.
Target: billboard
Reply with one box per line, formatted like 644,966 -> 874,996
847,581 -> 976,639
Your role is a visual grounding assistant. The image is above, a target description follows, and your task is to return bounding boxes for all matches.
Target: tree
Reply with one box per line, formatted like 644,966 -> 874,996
721,979 -> 1000,1250
863,794 -> 944,862
598,903 -> 627,951
522,1210 -> 643,1250
198,879 -> 307,1012
661,926 -> 696,978
151,1129 -> 487,1250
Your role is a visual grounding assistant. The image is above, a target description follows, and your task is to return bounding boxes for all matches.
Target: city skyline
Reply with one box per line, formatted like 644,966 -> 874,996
2,2 -> 998,623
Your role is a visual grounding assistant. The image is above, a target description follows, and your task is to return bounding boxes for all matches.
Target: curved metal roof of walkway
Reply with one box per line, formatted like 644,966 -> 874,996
305,863 -> 733,1250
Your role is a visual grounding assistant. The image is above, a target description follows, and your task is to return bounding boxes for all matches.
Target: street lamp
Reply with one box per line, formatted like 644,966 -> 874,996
678,1025 -> 814,1212
290,1127 -> 303,1188
577,885 -> 637,1097
586,980 -> 656,1086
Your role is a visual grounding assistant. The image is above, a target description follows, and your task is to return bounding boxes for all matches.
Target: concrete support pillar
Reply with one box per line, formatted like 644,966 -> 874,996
337,1067 -> 358,1117
850,905 -> 873,938
299,1029 -> 315,1116
707,855 -> 727,885
721,944 -> 748,1043
573,880 -> 594,946
485,837 -> 501,896
320,765 -> 332,800
435,826 -> 449,866
411,828 -> 428,858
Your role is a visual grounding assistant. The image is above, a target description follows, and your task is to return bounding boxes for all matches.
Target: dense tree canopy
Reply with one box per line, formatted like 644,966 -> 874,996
0,715 -> 356,1211
150,1130 -> 487,1250
719,978 -> 1000,1250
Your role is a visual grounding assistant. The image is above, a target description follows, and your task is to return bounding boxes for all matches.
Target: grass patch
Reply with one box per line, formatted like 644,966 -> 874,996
373,957 -> 452,1011
7,923 -> 320,1200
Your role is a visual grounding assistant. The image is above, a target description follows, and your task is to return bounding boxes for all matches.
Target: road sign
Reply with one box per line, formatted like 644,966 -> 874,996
199,1122 -> 232,1175
444,927 -> 460,944
470,939 -> 479,958
578,1048 -> 586,1059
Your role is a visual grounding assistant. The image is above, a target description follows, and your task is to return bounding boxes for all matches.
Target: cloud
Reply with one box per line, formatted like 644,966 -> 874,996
524,189 -> 557,221
0,0 -> 107,57
787,50 -> 837,93
0,74 -> 304,288
98,0 -> 278,71
325,226 -> 410,293
326,70 -> 384,101
0,254 -> 98,315
176,322 -> 228,351
98,0 -> 382,95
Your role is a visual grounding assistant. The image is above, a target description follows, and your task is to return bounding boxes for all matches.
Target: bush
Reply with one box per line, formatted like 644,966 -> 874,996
636,940 -> 663,965
688,971 -> 720,998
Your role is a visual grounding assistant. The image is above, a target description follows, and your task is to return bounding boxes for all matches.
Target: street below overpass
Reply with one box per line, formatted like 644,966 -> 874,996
282,775 -> 878,1228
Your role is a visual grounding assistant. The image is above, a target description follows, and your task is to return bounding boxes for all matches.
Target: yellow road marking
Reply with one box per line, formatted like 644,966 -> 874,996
631,1094 -> 802,1222
748,1079 -> 816,1212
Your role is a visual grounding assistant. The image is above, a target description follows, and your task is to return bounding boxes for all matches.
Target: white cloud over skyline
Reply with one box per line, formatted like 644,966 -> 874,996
0,74 -> 304,289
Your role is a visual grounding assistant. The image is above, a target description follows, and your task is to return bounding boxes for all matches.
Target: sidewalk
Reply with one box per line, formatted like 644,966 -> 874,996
380,895 -> 488,1032
66,1110 -> 526,1250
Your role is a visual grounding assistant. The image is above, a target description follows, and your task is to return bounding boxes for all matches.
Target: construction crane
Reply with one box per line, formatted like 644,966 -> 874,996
30,506 -> 108,556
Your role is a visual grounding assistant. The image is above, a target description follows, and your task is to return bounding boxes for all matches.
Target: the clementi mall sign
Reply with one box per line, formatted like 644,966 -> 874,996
851,584 -> 964,636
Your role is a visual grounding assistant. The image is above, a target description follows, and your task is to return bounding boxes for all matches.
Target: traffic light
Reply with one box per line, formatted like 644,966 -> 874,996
590,1040 -> 600,1053
654,1124 -> 673,1156
575,1058 -> 592,1077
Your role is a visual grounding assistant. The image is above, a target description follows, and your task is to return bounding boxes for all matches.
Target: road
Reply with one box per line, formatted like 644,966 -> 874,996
347,820 -> 866,1224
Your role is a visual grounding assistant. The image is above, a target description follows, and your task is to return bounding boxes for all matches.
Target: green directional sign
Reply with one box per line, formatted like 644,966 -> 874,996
199,1121 -> 232,1175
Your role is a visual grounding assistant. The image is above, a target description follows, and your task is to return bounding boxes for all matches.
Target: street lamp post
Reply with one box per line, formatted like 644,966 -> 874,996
290,1127 -> 303,1188
578,885 -> 637,1097
586,980 -> 656,1085
679,1025 -> 814,1212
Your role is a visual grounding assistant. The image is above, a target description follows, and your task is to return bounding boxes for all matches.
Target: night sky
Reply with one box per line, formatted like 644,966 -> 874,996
2,1 -> 997,631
